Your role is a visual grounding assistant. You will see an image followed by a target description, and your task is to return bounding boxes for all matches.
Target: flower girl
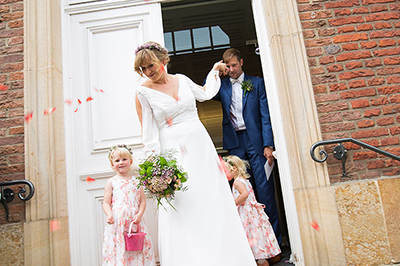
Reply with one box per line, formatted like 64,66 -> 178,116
225,155 -> 281,266
102,144 -> 156,265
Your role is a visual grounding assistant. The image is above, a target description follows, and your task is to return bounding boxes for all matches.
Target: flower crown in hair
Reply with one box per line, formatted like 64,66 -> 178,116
108,144 -> 133,159
135,42 -> 168,55
223,157 -> 234,166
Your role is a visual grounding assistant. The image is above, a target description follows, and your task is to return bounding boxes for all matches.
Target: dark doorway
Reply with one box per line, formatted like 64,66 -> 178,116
161,0 -> 292,262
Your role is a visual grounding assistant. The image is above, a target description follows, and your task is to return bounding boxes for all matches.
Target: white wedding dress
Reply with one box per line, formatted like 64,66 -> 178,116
136,69 -> 256,266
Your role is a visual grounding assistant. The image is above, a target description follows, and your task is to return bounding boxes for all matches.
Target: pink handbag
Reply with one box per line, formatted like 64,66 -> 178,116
124,221 -> 147,251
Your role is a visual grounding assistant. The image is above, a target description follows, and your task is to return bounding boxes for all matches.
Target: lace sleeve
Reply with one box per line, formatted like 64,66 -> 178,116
184,68 -> 221,102
136,89 -> 160,156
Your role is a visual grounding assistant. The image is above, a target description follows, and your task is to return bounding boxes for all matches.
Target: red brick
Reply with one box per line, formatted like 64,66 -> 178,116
336,51 -> 372,61
8,36 -> 23,46
309,58 -> 317,67
357,119 -> 375,128
345,61 -> 362,69
339,69 -> 375,80
383,147 -> 400,156
342,43 -> 359,50
397,115 -> 400,123
0,28 -> 23,38
298,3 -> 323,12
305,38 -> 333,47
351,99 -> 370,108
1,11 -> 23,21
377,117 -> 395,126
326,0 -> 360,9
313,84 -> 327,94
353,151 -> 377,160
371,97 -> 389,106
360,41 -> 378,49
302,20 -> 327,29
319,113 -> 343,124
365,58 -> 382,67
364,108 -> 381,117
381,136 -> 399,146
8,20 -> 23,28
390,126 -> 400,135
348,79 -> 367,88
328,16 -> 364,26
390,95 -> 400,104
299,11 -> 332,20
306,47 -> 323,57
303,30 -> 316,39
317,102 -> 349,113
383,168 -> 400,176
315,93 -> 339,103
327,64 -> 344,72
382,104 -> 400,114
334,9 -> 352,16
377,66 -> 400,75
318,28 -> 336,36
383,57 -> 400,65
12,3 -> 23,11
0,54 -> 23,64
374,22 -> 393,30
312,74 -> 337,85
370,29 -> 400,38
378,85 -> 400,94
351,128 -> 389,138
343,110 -> 361,120
357,23 -> 373,31
322,132 -> 350,140
340,88 -> 375,99
333,32 -> 367,42
367,160 -> 386,169
370,5 -> 388,12
373,47 -> 400,57
395,21 -> 400,28
386,159 -> 400,167
321,122 -> 355,133
388,76 -> 400,84
9,72 -> 23,81
9,154 -> 23,164
310,67 -> 325,75
329,83 -> 348,91
365,12 -> 400,22
320,55 -> 335,64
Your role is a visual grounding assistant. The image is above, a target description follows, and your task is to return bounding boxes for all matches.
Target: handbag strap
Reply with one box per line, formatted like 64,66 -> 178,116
128,221 -> 141,234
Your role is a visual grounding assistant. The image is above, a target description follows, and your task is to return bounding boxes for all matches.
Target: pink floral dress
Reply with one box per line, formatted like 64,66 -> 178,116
232,177 -> 281,260
102,176 -> 156,266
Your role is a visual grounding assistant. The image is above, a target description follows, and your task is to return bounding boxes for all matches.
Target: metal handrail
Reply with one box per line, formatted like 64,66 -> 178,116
310,138 -> 400,177
0,180 -> 35,221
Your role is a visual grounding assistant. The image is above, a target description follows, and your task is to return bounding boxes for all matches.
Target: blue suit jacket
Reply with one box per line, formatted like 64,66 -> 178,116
214,74 -> 274,156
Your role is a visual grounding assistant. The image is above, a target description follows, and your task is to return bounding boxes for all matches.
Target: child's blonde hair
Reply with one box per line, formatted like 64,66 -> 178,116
134,41 -> 170,77
108,145 -> 135,172
225,155 -> 250,179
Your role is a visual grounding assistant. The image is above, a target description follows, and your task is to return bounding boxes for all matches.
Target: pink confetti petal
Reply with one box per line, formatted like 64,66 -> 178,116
77,99 -> 82,105
43,107 -> 56,115
0,84 -> 8,91
94,87 -> 104,93
64,99 -> 73,105
86,176 -> 95,183
179,144 -> 188,154
311,220 -> 320,232
24,112 -> 33,123
74,108 -> 79,113
86,96 -> 94,102
166,117 -> 173,127
218,156 -> 230,179
49,220 -> 61,232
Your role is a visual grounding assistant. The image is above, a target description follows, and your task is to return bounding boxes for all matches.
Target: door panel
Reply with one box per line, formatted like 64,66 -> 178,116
63,2 -> 163,264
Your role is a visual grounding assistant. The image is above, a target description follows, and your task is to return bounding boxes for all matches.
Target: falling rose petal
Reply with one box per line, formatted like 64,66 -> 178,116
166,117 -> 173,127
86,176 -> 95,183
94,87 -> 105,93
49,220 -> 61,232
74,108 -> 78,113
24,112 -> 33,123
86,96 -> 94,102
218,156 -> 230,178
174,95 -> 179,101
43,107 -> 56,115
0,84 -> 8,91
179,144 -> 188,154
311,220 -> 320,232
77,99 -> 82,105
64,99 -> 73,106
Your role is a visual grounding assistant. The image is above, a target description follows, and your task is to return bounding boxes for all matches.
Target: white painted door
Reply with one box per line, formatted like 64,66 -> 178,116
62,2 -> 163,265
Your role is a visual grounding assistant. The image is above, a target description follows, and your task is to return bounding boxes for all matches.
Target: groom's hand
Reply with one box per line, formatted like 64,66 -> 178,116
263,146 -> 274,166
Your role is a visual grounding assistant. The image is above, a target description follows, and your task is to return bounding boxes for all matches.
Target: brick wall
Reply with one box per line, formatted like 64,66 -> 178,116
0,0 -> 25,224
298,0 -> 400,183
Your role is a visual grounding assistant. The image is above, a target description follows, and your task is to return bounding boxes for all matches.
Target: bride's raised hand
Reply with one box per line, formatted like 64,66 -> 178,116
213,60 -> 228,76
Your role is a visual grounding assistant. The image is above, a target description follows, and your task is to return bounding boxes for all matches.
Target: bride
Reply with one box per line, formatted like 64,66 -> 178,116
134,41 -> 256,266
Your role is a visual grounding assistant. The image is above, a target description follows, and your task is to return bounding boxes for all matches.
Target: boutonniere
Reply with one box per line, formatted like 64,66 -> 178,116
241,79 -> 254,97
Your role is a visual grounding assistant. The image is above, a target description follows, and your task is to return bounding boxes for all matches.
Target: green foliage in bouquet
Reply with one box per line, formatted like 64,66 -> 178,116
137,149 -> 188,210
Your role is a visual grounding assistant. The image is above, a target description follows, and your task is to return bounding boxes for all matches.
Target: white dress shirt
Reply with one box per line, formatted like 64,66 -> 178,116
229,72 -> 246,131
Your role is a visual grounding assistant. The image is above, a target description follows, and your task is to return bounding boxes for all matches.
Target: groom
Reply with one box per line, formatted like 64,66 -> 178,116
214,48 -> 282,245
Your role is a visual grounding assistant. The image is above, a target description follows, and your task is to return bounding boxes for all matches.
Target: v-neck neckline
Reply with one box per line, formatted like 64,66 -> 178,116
142,75 -> 180,101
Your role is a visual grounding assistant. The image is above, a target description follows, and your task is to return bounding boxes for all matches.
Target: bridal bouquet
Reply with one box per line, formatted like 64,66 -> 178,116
137,149 -> 188,210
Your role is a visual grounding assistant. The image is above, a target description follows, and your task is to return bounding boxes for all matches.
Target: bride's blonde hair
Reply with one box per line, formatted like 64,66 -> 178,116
134,41 -> 170,77
224,155 -> 250,179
